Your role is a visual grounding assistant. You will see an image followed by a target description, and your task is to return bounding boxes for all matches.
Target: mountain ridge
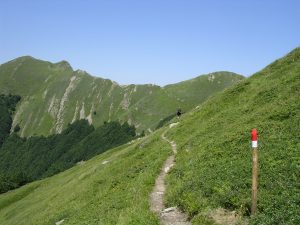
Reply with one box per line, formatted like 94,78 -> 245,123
3,55 -> 242,86
0,56 -> 244,136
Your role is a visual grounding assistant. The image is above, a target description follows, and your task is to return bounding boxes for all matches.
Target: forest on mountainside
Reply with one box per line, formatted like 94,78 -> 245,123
0,94 -> 21,147
0,94 -> 138,194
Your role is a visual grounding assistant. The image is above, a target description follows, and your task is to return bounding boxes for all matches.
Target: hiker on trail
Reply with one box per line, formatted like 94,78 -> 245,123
177,109 -> 182,118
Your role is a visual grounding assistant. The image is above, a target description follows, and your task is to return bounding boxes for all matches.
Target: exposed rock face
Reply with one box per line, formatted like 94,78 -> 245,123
55,76 -> 78,133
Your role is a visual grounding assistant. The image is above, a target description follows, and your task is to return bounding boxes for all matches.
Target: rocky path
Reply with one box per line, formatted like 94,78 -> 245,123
150,123 -> 191,225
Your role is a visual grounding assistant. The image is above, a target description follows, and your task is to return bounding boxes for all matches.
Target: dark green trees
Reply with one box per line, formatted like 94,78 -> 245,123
0,94 -> 21,146
0,94 -> 137,193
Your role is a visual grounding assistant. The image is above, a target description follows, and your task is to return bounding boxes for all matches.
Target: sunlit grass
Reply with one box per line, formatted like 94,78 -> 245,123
165,48 -> 300,224
0,130 -> 170,225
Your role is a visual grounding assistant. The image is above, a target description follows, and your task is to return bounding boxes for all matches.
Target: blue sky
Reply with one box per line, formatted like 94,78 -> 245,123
1,0 -> 299,85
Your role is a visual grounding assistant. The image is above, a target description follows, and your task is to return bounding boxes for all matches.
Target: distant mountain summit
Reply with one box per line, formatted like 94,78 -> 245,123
0,56 -> 244,136
54,60 -> 73,71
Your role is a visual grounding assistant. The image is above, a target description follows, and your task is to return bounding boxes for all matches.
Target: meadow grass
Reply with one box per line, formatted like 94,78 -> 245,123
164,48 -> 300,224
0,130 -> 170,225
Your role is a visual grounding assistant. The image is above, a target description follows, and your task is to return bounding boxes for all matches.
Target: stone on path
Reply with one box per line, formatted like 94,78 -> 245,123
102,160 -> 109,165
55,219 -> 64,225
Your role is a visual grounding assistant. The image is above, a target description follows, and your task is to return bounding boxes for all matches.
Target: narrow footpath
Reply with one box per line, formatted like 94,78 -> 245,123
150,123 -> 191,225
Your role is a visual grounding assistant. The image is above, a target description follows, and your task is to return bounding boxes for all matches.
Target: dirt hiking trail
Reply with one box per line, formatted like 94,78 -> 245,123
150,123 -> 245,225
150,123 -> 191,225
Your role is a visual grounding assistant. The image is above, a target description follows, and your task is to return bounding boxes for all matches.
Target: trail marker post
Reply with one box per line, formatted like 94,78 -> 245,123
251,129 -> 258,215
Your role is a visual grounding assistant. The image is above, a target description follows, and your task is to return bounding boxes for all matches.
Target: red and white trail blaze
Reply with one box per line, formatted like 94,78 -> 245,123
251,129 -> 258,148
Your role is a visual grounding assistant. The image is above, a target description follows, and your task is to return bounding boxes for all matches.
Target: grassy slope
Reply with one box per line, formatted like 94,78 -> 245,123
164,71 -> 244,109
0,129 -> 170,225
165,48 -> 300,224
0,57 -> 243,136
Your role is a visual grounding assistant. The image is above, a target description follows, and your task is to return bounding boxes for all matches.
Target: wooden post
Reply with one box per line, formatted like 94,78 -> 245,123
251,129 -> 258,215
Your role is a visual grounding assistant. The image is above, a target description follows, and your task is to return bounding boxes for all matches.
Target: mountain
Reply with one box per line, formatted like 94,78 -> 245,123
0,56 -> 244,136
0,48 -> 299,224
164,71 -> 239,108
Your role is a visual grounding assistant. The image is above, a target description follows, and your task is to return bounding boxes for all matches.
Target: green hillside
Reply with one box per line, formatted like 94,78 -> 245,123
0,130 -> 170,225
0,56 -> 243,136
0,48 -> 298,225
165,47 -> 300,224
164,71 -> 243,109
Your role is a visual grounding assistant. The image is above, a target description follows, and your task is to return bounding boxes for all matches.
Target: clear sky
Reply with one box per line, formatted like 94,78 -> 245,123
1,0 -> 299,85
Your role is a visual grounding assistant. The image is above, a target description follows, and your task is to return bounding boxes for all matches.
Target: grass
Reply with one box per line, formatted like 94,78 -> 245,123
0,129 -> 170,225
164,71 -> 244,109
164,47 -> 300,224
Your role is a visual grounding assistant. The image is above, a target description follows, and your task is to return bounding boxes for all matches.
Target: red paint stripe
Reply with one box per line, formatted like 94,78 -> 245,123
252,129 -> 258,141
